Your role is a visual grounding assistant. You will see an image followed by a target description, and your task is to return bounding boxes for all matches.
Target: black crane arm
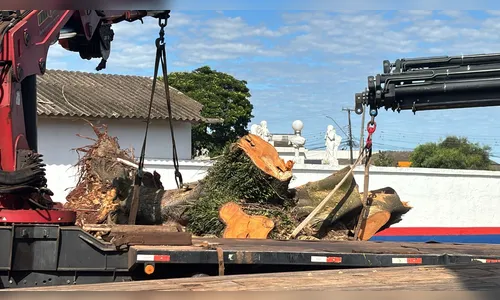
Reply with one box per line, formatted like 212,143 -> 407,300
354,52 -> 500,115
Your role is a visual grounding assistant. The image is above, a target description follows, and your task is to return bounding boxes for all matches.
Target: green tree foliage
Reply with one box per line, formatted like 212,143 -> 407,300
164,66 -> 253,156
373,151 -> 396,167
409,136 -> 492,170
185,145 -> 295,237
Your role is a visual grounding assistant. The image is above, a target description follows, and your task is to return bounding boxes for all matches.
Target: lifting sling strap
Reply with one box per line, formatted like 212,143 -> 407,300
128,12 -> 183,224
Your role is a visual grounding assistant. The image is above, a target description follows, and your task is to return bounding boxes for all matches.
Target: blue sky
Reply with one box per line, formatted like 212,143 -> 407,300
47,10 -> 500,161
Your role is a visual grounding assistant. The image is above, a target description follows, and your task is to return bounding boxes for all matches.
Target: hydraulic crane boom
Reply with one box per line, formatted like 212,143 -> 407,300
354,52 -> 500,116
0,10 -> 169,224
352,52 -> 500,217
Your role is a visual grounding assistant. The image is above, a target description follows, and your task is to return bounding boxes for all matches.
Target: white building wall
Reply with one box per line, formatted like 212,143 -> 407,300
275,147 -> 361,162
43,156 -> 500,228
38,116 -> 193,203
134,161 -> 500,229
38,117 -> 500,229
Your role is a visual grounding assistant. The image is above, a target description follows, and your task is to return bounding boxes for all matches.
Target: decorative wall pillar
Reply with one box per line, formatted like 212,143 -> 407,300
289,120 -> 306,164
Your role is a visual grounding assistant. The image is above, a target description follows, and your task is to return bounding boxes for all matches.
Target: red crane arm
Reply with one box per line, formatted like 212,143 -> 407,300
0,10 -> 166,171
0,10 -> 169,223
1,10 -> 74,82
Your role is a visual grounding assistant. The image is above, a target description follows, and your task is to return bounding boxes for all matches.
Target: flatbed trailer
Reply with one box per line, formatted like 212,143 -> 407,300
2,224 -> 500,289
16,264 -> 500,291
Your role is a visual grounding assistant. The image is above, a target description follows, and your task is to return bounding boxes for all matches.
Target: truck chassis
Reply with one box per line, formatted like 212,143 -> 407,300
1,224 -> 499,289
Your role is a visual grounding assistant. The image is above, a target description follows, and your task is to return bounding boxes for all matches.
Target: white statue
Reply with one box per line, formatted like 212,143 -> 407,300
194,148 -> 210,160
323,125 -> 342,166
258,120 -> 272,142
250,124 -> 260,135
249,120 -> 272,143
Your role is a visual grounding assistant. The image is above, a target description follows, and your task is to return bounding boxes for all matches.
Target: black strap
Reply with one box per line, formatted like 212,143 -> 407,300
159,46 -> 183,188
135,13 -> 183,189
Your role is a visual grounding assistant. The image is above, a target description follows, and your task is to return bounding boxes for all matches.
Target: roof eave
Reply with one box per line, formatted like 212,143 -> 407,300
37,114 -> 206,124
203,117 -> 224,124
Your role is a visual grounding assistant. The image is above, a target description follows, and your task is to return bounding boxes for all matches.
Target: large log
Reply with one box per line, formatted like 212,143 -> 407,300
219,202 -> 275,239
356,187 -> 412,240
65,124 -> 411,241
82,224 -> 192,248
161,181 -> 205,226
290,167 -> 412,240
64,127 -> 297,236
64,123 -> 169,227
237,134 -> 295,186
182,134 -> 296,238
291,166 -> 360,238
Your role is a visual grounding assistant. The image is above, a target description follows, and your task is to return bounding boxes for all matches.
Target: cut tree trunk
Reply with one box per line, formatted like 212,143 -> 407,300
65,124 -> 411,241
182,134 -> 296,237
82,224 -> 192,248
237,134 -> 295,184
291,166 -> 361,238
356,187 -> 412,240
82,223 -> 183,233
64,122 -> 170,227
161,181 -> 205,226
219,202 -> 275,239
291,167 -> 412,240
65,128 -> 297,235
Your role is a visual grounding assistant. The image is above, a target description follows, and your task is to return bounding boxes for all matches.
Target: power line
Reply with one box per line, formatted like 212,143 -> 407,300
324,115 -> 349,138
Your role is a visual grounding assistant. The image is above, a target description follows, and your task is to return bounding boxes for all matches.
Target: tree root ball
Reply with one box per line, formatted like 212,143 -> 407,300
64,122 -> 137,226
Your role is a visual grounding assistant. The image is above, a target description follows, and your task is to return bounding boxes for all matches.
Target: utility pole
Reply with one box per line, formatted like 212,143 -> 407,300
359,107 -> 366,152
342,107 -> 354,164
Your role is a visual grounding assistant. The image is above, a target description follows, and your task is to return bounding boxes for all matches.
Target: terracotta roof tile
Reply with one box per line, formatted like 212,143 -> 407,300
36,69 -> 206,123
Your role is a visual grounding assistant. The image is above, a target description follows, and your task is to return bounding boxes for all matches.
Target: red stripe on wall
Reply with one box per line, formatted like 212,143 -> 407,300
374,227 -> 500,236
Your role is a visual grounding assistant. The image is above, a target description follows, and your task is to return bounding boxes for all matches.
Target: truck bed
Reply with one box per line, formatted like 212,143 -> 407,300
128,236 -> 500,268
2,225 -> 500,289
15,264 -> 500,291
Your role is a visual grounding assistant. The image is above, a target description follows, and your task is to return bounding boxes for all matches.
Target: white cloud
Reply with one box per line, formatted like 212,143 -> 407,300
407,10 -> 433,16
286,12 -> 417,55
177,42 -> 265,54
54,12 -> 287,71
486,10 -> 500,16
202,16 -> 284,40
111,11 -> 196,38
336,60 -> 363,65
174,41 -> 283,64
46,59 -> 68,70
48,11 -> 500,84
46,10 -> 500,153
438,10 -> 464,18
47,43 -> 68,58
111,19 -> 157,39
405,21 -> 459,42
